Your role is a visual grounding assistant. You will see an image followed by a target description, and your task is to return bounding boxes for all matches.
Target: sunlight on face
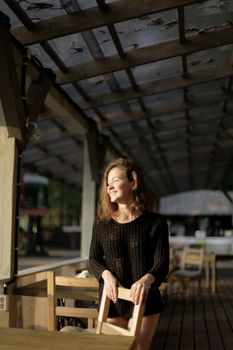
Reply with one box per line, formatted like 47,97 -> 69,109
107,167 -> 134,204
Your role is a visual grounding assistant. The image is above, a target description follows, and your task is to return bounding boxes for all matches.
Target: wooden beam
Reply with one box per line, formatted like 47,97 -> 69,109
78,64 -> 233,110
8,36 -> 94,136
55,26 -> 233,84
0,15 -> 24,141
26,69 -> 55,124
44,85 -> 90,135
3,0 -> 35,29
115,111 -> 228,141
11,0 -> 201,45
101,90 -> 233,128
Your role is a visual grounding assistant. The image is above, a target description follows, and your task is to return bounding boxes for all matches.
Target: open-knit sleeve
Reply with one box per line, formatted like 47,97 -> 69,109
88,219 -> 107,281
147,215 -> 169,287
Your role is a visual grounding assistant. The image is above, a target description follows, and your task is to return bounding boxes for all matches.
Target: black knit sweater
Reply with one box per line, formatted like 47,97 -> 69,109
89,212 -> 169,317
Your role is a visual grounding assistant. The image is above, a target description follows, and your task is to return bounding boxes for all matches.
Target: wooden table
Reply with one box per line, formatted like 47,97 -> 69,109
0,327 -> 135,350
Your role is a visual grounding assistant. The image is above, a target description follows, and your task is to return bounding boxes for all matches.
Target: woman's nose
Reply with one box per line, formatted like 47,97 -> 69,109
108,183 -> 114,189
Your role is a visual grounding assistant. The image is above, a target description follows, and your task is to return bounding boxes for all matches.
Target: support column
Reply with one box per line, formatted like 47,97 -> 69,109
0,12 -> 24,285
80,138 -> 97,258
0,127 -> 18,281
0,127 -> 19,327
0,11 -> 55,327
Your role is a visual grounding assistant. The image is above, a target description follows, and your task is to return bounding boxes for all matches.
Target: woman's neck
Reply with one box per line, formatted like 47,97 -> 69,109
113,206 -> 140,223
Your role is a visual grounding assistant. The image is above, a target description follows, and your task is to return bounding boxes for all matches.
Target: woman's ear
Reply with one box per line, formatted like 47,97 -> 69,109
131,171 -> 138,190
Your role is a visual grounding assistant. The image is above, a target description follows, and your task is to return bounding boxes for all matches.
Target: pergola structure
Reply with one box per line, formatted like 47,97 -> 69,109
0,0 -> 233,324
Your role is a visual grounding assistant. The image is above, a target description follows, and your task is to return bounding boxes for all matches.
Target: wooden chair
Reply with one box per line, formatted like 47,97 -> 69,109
168,246 -> 204,298
48,271 -> 145,344
47,270 -> 99,331
96,285 -> 146,338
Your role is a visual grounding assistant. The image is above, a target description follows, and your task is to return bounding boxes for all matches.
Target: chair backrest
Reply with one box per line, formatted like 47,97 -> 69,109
180,246 -> 204,272
96,286 -> 146,338
47,270 -> 99,331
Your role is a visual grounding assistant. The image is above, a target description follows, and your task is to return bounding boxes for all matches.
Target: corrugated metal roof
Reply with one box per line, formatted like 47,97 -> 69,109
160,190 -> 233,215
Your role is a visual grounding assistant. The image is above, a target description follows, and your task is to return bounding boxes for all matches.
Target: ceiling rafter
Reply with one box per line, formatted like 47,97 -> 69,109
10,0 -> 202,45
55,26 -> 233,84
77,64 -> 233,110
100,90 -> 233,128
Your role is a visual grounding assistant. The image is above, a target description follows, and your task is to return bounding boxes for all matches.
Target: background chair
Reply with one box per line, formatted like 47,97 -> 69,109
96,285 -> 146,338
168,246 -> 204,298
47,270 -> 99,331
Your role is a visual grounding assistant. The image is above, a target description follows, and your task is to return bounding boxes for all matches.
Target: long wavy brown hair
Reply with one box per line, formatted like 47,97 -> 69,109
97,158 -> 153,221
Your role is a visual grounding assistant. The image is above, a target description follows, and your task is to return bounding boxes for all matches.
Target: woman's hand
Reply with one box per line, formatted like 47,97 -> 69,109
130,274 -> 155,305
102,270 -> 118,303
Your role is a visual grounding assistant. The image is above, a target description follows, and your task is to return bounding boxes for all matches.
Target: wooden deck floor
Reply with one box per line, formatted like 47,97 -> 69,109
151,269 -> 233,350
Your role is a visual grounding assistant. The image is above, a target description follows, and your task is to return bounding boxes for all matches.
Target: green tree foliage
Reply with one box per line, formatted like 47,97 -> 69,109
48,179 -> 82,226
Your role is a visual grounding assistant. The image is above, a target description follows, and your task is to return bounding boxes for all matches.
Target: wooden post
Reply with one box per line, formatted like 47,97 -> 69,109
0,13 -> 25,327
0,12 -> 24,284
80,137 -> 97,258
0,127 -> 19,326
0,12 -> 54,327
0,127 -> 19,281
0,12 -> 24,141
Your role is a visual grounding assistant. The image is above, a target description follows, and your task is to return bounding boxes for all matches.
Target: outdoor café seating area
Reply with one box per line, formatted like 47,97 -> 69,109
1,1 -> 233,348
0,238 -> 229,350
0,239 -> 228,350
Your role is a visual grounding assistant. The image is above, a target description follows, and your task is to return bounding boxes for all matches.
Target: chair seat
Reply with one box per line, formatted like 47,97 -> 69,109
168,247 -> 205,299
172,268 -> 201,278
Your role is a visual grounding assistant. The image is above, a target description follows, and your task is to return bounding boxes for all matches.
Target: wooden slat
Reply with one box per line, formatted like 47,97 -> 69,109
117,287 -> 132,302
78,64 -> 233,110
56,306 -> 98,319
180,298 -> 194,350
218,276 -> 233,331
194,298 -> 209,349
47,270 -> 56,332
101,322 -> 131,336
152,271 -> 233,349
165,298 -> 184,348
152,297 -> 176,349
11,0 -> 201,45
212,286 -> 233,349
55,27 -> 233,85
204,293 -> 225,349
55,276 -> 98,288
100,90 -> 233,128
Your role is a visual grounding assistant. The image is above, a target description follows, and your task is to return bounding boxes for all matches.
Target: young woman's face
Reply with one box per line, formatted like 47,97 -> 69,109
106,167 -> 135,204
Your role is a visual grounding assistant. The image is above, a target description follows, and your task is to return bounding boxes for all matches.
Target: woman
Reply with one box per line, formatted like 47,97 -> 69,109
89,158 -> 169,350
